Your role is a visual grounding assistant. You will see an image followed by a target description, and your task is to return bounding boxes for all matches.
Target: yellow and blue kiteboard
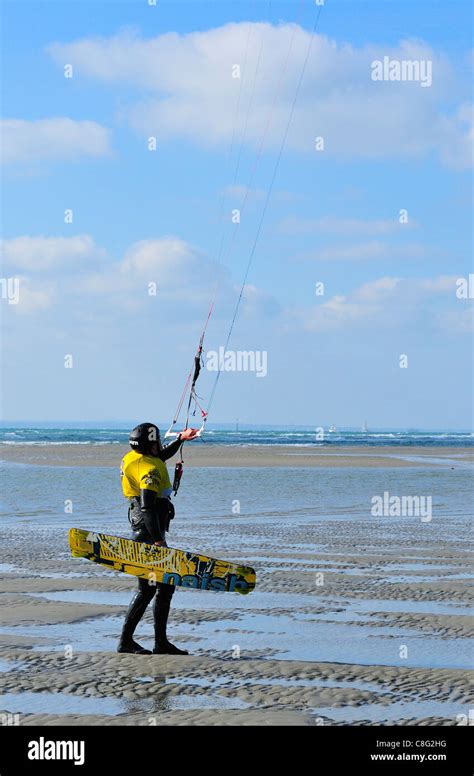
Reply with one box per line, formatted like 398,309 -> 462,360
68,528 -> 255,595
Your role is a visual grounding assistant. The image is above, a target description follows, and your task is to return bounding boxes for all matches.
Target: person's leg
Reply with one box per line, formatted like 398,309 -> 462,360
152,583 -> 188,655
117,577 -> 156,654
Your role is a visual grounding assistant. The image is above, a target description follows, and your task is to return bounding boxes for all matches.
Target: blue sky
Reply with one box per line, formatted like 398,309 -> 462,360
1,0 -> 473,428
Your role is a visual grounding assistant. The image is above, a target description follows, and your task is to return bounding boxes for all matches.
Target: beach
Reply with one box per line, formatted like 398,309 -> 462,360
0,444 -> 472,726
1,443 -> 473,468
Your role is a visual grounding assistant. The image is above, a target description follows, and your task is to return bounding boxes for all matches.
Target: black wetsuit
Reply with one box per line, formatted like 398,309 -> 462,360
118,438 -> 184,653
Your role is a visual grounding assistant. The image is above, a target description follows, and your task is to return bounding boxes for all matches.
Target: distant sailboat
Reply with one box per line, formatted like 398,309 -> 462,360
362,420 -> 368,433
329,425 -> 336,433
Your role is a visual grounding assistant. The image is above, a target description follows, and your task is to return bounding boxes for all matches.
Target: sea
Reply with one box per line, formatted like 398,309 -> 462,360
0,424 -> 472,447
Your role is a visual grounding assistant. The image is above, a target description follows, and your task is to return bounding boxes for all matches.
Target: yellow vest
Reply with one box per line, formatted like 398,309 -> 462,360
121,450 -> 172,498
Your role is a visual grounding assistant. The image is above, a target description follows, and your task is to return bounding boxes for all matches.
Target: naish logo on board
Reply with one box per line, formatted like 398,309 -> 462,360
163,571 -> 249,592
28,737 -> 85,765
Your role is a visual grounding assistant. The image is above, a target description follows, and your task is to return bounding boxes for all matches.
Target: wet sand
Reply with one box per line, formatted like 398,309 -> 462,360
0,646 -> 471,726
0,444 -> 472,725
0,535 -> 472,725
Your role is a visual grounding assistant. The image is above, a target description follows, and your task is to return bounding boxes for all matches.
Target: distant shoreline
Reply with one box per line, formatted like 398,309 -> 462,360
1,444 -> 472,468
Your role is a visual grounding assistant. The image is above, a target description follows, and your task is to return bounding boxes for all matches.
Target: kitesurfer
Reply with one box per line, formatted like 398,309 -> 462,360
118,422 -> 197,655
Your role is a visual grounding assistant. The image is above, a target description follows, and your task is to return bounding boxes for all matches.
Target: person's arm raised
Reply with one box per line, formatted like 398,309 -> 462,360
160,428 -> 199,461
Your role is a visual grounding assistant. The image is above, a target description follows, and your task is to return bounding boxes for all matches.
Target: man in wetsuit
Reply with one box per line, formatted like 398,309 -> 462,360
118,422 -> 197,655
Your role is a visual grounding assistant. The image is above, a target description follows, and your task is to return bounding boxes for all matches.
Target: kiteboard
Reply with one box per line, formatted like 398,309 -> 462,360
68,528 -> 255,594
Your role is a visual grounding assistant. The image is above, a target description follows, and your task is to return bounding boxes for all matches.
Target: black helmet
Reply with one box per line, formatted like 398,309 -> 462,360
129,423 -> 161,454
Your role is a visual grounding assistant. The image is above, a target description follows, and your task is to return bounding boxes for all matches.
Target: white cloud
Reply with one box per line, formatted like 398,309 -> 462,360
437,306 -> 474,333
118,237 -> 219,305
279,215 -> 416,236
297,275 -> 465,331
120,237 -> 197,279
437,103 -> 474,170
238,283 -> 281,318
301,277 -> 400,329
2,234 -> 219,318
295,241 -> 426,262
1,235 -> 104,272
222,184 -> 266,202
29,234 -> 274,319
420,275 -> 459,293
354,276 -> 401,302
48,27 -> 472,167
0,119 -> 111,165
11,277 -> 56,314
